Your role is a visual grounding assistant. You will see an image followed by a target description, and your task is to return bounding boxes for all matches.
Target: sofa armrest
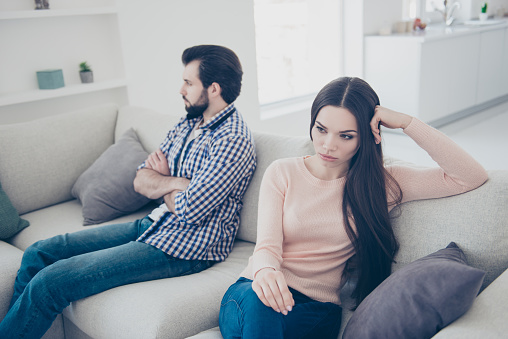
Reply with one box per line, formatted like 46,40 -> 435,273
432,268 -> 508,338
0,241 -> 23,320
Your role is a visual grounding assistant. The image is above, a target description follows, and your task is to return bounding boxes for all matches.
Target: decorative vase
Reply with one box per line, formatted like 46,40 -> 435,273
79,71 -> 94,84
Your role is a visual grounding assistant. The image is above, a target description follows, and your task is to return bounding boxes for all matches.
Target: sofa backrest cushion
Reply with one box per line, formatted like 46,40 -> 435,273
0,104 -> 118,215
237,132 -> 315,243
115,105 -> 180,154
391,170 -> 508,291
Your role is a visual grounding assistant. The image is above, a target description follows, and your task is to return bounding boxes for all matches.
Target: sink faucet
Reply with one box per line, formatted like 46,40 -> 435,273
435,0 -> 461,26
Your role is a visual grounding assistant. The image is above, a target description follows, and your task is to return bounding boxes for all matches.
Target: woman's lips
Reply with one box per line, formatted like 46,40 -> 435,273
319,153 -> 337,162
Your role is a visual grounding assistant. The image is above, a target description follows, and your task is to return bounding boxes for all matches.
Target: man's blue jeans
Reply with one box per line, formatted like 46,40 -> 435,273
219,277 -> 342,339
0,217 -> 214,339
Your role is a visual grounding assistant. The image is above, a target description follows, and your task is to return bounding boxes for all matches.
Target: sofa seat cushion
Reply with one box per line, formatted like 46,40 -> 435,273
8,199 -> 157,251
62,240 -> 254,339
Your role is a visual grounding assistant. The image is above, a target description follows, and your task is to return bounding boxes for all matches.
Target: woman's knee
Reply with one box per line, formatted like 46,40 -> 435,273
220,279 -> 284,338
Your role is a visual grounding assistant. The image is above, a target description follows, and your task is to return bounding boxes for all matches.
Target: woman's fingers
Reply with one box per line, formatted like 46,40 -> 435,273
252,269 -> 294,315
370,112 -> 382,144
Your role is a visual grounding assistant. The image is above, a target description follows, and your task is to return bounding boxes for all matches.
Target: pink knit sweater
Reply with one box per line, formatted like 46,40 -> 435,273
240,118 -> 488,305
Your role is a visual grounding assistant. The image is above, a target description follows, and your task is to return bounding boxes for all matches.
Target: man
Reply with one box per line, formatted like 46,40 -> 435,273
0,45 -> 256,339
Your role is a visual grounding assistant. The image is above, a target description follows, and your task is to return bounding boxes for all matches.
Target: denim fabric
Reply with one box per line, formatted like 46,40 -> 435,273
219,277 -> 342,339
0,217 -> 214,339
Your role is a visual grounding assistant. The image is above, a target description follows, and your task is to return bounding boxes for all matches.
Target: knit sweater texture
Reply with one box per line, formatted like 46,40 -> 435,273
240,117 -> 488,305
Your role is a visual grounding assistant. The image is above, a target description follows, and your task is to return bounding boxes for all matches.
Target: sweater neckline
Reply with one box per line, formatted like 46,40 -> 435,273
297,156 -> 347,187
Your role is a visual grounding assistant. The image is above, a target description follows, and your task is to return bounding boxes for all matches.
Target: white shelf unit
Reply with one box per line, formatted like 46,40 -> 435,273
0,7 -> 118,20
0,79 -> 127,107
0,3 -> 127,117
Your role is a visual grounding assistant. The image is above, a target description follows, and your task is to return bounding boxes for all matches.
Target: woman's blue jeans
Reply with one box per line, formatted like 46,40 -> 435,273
219,277 -> 342,339
0,217 -> 214,339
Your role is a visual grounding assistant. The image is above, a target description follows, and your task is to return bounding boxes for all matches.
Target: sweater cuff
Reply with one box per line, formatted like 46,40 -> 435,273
402,117 -> 434,145
252,251 -> 281,278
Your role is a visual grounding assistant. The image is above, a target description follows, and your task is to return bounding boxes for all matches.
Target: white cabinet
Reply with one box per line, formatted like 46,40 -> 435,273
364,23 -> 508,125
477,28 -> 506,104
419,34 -> 480,122
504,28 -> 508,95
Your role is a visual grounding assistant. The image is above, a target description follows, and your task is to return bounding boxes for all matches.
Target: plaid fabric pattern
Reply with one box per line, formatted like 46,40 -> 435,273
137,104 -> 256,262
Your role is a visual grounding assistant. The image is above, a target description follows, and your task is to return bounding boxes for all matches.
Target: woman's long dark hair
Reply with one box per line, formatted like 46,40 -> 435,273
310,77 -> 402,308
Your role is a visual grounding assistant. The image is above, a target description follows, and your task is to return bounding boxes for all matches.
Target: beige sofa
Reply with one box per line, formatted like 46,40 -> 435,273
0,104 -> 506,338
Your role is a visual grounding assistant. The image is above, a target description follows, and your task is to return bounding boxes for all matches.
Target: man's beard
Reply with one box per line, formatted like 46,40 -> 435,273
185,90 -> 209,120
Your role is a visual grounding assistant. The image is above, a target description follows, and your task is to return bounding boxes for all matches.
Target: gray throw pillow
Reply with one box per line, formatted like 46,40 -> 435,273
0,181 -> 30,239
342,242 -> 485,339
72,128 -> 151,225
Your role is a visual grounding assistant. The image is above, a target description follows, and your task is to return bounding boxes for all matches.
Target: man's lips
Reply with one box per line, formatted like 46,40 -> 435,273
319,153 -> 337,161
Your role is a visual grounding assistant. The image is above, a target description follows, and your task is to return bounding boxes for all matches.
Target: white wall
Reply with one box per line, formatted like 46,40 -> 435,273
116,0 -> 262,129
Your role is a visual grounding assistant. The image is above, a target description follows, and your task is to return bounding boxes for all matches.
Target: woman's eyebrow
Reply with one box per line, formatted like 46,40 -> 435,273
316,121 -> 327,129
316,120 -> 357,134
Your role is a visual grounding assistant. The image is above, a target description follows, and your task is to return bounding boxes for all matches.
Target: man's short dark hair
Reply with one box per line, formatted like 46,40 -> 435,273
182,45 -> 243,104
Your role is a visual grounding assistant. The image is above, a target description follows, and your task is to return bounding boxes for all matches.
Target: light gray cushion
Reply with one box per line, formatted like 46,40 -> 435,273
0,104 -> 118,215
10,200 -> 155,251
72,128 -> 151,225
432,268 -> 508,338
63,240 -> 255,339
238,132 -> 314,243
0,181 -> 29,239
391,170 -> 508,291
343,242 -> 485,339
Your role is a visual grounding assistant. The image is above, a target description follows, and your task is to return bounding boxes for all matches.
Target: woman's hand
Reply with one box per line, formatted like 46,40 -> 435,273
370,106 -> 413,144
145,149 -> 170,176
251,268 -> 295,315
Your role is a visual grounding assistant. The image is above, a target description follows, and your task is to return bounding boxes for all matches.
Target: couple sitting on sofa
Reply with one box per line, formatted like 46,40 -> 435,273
0,44 -> 487,339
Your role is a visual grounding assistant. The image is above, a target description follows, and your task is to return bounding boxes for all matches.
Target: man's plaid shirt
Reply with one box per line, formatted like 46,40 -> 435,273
136,103 -> 256,262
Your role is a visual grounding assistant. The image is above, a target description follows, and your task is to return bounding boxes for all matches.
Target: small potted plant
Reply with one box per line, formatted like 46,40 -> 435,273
479,2 -> 488,21
79,62 -> 94,84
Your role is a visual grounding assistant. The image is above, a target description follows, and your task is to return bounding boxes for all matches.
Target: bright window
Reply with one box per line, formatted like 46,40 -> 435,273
253,0 -> 342,107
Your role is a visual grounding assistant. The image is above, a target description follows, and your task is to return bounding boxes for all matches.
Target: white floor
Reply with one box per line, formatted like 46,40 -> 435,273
381,100 -> 508,170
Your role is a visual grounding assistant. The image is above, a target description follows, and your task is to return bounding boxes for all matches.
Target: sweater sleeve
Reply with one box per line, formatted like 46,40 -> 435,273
251,161 -> 286,278
387,118 -> 488,204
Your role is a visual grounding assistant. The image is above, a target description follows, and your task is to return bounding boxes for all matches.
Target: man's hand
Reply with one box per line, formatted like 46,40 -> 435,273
134,169 -> 190,200
251,268 -> 294,315
145,149 -> 171,176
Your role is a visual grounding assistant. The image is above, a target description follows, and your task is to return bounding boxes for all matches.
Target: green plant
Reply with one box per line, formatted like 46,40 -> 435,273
79,61 -> 92,73
481,2 -> 488,13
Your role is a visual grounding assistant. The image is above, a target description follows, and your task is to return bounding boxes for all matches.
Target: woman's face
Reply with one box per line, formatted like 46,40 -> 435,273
311,105 -> 360,171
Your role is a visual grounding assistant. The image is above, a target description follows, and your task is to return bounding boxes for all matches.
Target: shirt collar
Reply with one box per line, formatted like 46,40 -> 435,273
197,103 -> 236,131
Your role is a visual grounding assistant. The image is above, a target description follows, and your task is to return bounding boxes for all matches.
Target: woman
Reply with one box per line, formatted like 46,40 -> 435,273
219,77 -> 488,338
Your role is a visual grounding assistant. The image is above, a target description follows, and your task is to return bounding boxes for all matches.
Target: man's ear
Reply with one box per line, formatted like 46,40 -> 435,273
208,82 -> 222,98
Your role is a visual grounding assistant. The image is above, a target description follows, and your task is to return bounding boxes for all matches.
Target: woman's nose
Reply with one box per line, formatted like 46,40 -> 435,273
323,137 -> 336,151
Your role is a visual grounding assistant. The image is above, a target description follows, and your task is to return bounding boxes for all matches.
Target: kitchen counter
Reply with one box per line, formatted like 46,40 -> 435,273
368,18 -> 508,42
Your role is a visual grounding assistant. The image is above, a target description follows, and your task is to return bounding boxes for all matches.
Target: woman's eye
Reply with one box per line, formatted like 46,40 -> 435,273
341,134 -> 353,140
316,126 -> 326,133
